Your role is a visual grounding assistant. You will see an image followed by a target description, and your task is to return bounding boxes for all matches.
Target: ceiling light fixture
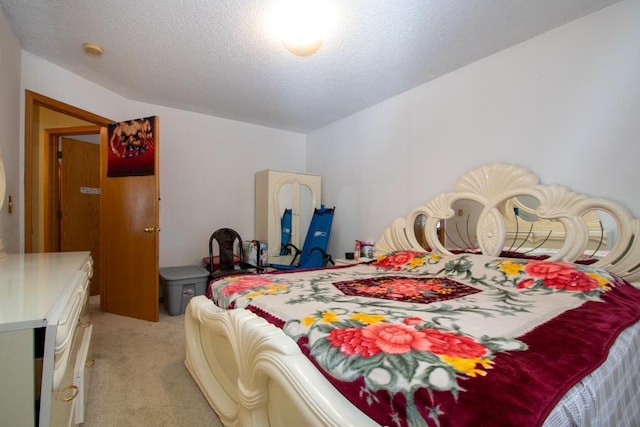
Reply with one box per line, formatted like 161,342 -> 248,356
266,0 -> 333,57
283,38 -> 323,57
83,42 -> 103,56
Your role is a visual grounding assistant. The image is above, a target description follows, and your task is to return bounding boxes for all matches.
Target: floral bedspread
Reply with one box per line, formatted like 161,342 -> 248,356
209,251 -> 640,427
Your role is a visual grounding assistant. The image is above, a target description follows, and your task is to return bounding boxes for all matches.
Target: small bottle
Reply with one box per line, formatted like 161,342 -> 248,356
354,240 -> 361,261
364,241 -> 374,259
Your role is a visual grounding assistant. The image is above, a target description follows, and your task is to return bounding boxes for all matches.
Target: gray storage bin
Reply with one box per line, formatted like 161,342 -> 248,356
159,265 -> 209,316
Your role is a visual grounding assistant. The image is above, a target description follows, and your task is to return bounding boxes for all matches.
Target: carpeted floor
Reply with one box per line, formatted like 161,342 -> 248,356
84,296 -> 223,426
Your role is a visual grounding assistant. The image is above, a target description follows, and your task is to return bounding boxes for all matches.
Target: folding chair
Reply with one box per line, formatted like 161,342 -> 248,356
280,208 -> 293,255
268,206 -> 335,270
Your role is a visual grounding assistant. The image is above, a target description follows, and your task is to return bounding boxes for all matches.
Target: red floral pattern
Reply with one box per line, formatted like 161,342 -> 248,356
327,328 -> 381,357
373,251 -> 424,270
334,276 -> 480,304
328,322 -> 487,359
208,252 -> 626,427
544,271 -> 600,291
524,260 -> 576,279
221,275 -> 275,296
421,328 -> 487,358
517,261 -> 600,292
362,323 -> 431,354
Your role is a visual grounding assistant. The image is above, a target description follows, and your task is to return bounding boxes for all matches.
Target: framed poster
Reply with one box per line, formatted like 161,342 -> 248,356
107,116 -> 156,177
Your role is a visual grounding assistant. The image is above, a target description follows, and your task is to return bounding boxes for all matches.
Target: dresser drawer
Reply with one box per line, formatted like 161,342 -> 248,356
73,323 -> 93,424
0,252 -> 93,427
49,267 -> 92,427
53,270 -> 89,390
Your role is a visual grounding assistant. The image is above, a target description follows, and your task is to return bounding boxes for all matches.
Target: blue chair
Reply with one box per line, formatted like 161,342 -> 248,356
279,208 -> 293,255
269,206 -> 335,270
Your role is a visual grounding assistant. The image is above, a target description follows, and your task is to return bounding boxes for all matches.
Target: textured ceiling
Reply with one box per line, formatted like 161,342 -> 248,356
0,0 -> 621,132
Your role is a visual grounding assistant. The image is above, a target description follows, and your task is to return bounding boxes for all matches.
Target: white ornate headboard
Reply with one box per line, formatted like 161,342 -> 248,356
375,163 -> 640,283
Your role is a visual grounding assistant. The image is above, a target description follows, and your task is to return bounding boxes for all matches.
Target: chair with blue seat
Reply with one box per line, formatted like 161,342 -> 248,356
268,206 -> 335,270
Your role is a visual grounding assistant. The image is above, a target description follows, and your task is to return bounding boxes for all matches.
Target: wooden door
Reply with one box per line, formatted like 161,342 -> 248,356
59,137 -> 101,295
100,117 -> 160,322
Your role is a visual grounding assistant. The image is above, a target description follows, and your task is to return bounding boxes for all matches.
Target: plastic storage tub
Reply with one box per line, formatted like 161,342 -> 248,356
159,265 -> 209,316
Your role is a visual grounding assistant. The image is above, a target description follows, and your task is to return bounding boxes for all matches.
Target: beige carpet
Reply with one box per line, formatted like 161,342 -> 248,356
84,296 -> 224,427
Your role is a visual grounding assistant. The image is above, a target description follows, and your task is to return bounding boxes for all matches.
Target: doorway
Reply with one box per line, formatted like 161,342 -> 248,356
25,91 -> 111,297
41,129 -> 101,295
25,91 -> 161,321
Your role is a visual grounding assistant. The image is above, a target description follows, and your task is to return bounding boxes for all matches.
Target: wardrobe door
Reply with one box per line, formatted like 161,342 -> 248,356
255,170 -> 321,262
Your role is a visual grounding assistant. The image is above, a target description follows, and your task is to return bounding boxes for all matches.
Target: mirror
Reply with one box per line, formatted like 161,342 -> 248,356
584,209 -> 616,259
404,162 -> 627,266
278,184 -> 293,254
299,184 -> 313,246
279,208 -> 293,254
413,214 -> 444,251
411,196 -> 617,261
443,199 -> 483,252
277,182 -> 315,253
411,200 -> 483,253
501,196 -> 616,261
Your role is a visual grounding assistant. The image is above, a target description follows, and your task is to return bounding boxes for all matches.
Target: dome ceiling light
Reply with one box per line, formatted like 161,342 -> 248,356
265,0 -> 335,57
82,42 -> 103,56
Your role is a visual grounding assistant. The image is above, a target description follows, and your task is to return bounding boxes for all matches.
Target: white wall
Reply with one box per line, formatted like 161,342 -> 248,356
0,11 -> 21,253
8,1 -> 639,266
123,101 -> 306,266
308,0 -> 640,259
20,54 -> 306,267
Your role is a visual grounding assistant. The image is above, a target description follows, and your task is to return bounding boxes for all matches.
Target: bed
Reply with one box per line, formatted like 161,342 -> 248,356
185,163 -> 640,426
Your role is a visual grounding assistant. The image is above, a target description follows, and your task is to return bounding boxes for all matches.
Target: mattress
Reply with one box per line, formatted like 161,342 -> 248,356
209,252 -> 640,426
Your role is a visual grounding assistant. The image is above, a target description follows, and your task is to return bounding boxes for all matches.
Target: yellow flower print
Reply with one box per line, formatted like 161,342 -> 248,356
264,284 -> 288,295
321,311 -> 339,323
429,254 -> 442,261
244,283 -> 288,299
245,290 -> 265,299
302,316 -> 316,327
350,312 -> 386,325
499,262 -> 524,276
441,355 -> 494,377
409,257 -> 426,269
586,272 -> 611,291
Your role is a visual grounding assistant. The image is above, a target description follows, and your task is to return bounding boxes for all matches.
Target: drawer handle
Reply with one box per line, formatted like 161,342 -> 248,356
60,384 -> 79,402
80,321 -> 92,328
85,359 -> 95,368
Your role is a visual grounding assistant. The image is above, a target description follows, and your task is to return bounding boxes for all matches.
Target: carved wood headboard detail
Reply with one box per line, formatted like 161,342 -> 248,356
375,163 -> 640,283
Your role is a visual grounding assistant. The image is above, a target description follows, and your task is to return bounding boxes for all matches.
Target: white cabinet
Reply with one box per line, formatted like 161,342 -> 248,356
0,252 -> 93,427
255,170 -> 321,263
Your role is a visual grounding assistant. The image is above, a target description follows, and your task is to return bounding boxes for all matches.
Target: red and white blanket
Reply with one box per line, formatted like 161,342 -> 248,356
209,251 -> 640,426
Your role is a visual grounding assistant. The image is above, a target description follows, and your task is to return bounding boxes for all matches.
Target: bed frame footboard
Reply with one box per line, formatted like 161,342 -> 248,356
184,295 -> 379,427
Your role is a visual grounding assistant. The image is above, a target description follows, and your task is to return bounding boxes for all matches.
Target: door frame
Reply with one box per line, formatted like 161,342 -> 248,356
24,90 -> 112,300
42,126 -> 101,252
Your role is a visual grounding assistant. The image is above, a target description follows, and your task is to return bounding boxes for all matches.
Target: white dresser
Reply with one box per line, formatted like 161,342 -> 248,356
0,252 -> 94,427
